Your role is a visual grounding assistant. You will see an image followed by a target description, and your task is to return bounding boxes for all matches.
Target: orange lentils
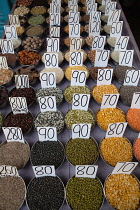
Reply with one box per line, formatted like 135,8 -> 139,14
133,138 -> 140,161
126,108 -> 140,132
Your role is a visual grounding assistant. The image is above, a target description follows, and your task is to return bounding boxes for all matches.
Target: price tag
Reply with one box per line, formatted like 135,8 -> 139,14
70,51 -> 83,66
124,70 -> 140,86
131,92 -> 140,109
112,162 -> 138,175
38,96 -> 57,112
76,165 -> 98,178
0,56 -> 8,69
71,70 -> 87,86
2,127 -> 24,143
89,21 -> 101,36
92,36 -> 106,50
9,15 -> 20,26
69,5 -> 78,12
101,94 -> 119,109
72,123 -> 91,139
9,97 -> 28,114
44,53 -> 58,68
0,165 -> 19,177
69,12 -> 79,24
50,3 -> 61,13
110,21 -> 123,37
52,0 -> 61,4
50,13 -> 60,26
106,122 -> 127,138
68,0 -> 77,6
0,39 -> 14,54
105,1 -> 117,15
90,11 -> 101,22
119,50 -> 134,67
4,25 -> 18,39
114,36 -> 129,51
107,10 -> 121,25
97,68 -> 113,86
50,26 -> 60,37
70,38 -> 82,51
33,165 -> 55,178
15,75 -> 29,89
37,127 -> 57,141
40,72 -> 56,88
72,94 -> 90,111
69,23 -> 80,37
86,0 -> 95,5
102,0 -> 111,5
47,38 -> 59,52
87,3 -> 97,15
94,50 -> 110,67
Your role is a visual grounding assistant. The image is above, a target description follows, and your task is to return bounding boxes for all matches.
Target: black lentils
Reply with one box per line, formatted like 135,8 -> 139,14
114,65 -> 136,83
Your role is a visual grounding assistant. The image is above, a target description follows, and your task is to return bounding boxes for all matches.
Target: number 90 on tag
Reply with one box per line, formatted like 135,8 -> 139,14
71,70 -> 87,86
37,127 -> 57,141
76,165 -> 98,178
72,123 -> 91,139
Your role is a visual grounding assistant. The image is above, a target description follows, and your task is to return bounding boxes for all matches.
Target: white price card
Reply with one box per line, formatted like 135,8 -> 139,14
70,38 -> 82,51
15,75 -> 29,89
50,3 -> 61,13
0,165 -> 19,177
72,94 -> 90,111
70,51 -> 83,66
0,56 -> 8,69
68,0 -> 77,6
50,13 -> 60,26
131,92 -> 140,109
106,122 -> 127,138
9,15 -> 20,26
9,97 -> 28,114
112,162 -> 138,175
86,0 -> 95,4
87,3 -> 97,15
0,39 -> 14,54
2,127 -> 24,143
89,21 -> 101,36
50,26 -> 60,37
110,21 -> 123,37
76,165 -> 98,178
107,10 -> 121,25
92,36 -> 106,50
69,5 -> 78,12
44,53 -> 58,68
94,50 -> 110,67
90,11 -> 101,22
97,68 -> 113,86
38,96 -> 57,112
33,165 -> 55,178
52,0 -> 61,4
115,36 -> 129,51
40,72 -> 56,88
72,123 -> 91,139
47,38 -> 59,52
4,25 -> 18,39
124,70 -> 140,86
69,12 -> 79,24
102,0 -> 111,5
71,70 -> 87,86
37,127 -> 57,141
101,94 -> 119,109
69,23 -> 80,37
119,50 -> 134,67
105,1 -> 117,15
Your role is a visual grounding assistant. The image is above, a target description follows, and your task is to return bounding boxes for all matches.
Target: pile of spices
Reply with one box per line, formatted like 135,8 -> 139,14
86,36 -> 94,47
133,138 -> 140,161
14,6 -> 30,16
22,37 -> 42,50
16,0 -> 32,6
90,65 -> 112,81
64,85 -> 90,104
107,37 -> 117,48
101,15 -> 108,24
46,16 -> 64,25
28,15 -> 45,25
87,50 -> 96,62
9,87 -> 35,106
66,177 -> 104,210
126,108 -> 140,132
11,38 -> 21,49
34,111 -> 64,133
0,68 -> 13,85
16,26 -> 25,36
19,16 -> 27,26
26,176 -> 65,210
36,87 -> 63,106
31,6 -> 47,15
65,65 -> 89,81
31,140 -> 65,168
100,137 -> 132,166
64,15 -> 82,23
18,50 -> 40,65
65,109 -> 95,130
3,112 -> 33,134
0,53 -> 17,66
92,84 -> 118,104
40,67 -> 64,84
0,176 -> 26,210
64,36 -> 85,47
32,0 -> 48,6
43,38 -> 64,50
81,6 -> 87,13
105,174 -> 140,210
0,113 -> 2,128
65,50 -> 87,62
103,25 -> 111,35
82,15 -> 90,23
120,85 -> 140,106
66,137 -> 98,165
0,140 -> 30,169
48,7 -> 64,14
25,25 -> 44,37
99,5 -> 106,13
65,6 -> 81,13
111,51 -> 119,64
114,65 -> 136,83
96,108 -> 126,131
64,25 -> 84,34
0,86 -> 8,107
42,51 -> 64,65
